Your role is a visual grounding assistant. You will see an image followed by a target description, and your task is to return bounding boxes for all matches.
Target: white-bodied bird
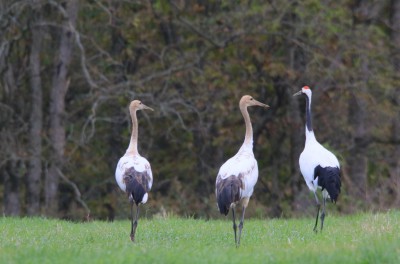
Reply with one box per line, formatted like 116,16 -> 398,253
293,86 -> 341,232
215,95 -> 269,247
115,100 -> 154,242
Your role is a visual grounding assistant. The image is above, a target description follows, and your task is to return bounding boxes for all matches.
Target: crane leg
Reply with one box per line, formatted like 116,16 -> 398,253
313,192 -> 320,233
320,197 -> 326,232
232,208 -> 237,245
130,203 -> 140,242
237,204 -> 247,247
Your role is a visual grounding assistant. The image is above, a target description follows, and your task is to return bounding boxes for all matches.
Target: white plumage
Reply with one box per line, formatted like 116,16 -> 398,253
299,132 -> 340,193
216,144 -> 258,199
115,100 -> 153,242
215,95 -> 269,247
115,154 -> 153,204
294,86 -> 341,232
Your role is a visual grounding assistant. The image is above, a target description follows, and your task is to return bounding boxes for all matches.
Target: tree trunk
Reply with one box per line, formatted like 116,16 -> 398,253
390,0 -> 400,205
289,89 -> 303,205
347,55 -> 369,207
3,160 -> 21,216
27,3 -> 43,216
347,90 -> 367,206
391,116 -> 400,206
391,0 -> 400,48
345,2 -> 372,209
1,45 -> 21,216
45,0 -> 79,216
288,38 -> 307,213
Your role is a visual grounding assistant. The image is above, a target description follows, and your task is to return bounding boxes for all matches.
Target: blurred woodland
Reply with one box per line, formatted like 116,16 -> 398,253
0,0 -> 399,220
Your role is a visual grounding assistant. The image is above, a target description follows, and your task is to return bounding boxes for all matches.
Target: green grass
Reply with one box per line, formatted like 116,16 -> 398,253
1,211 -> 399,264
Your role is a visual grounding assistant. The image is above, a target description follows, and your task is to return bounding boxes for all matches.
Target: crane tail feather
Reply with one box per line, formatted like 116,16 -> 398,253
124,167 -> 150,205
315,165 -> 341,203
216,175 -> 242,215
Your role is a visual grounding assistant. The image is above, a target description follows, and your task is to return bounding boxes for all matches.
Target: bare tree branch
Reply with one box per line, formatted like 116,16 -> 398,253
56,167 -> 91,220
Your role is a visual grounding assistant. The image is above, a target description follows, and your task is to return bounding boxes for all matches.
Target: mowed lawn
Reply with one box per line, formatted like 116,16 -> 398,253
1,211 -> 399,264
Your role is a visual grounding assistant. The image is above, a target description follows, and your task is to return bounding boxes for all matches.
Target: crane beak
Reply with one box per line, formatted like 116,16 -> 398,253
293,90 -> 302,97
254,99 -> 270,109
142,104 -> 154,111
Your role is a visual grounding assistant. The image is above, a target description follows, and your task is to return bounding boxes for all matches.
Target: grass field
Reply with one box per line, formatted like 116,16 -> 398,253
1,211 -> 399,264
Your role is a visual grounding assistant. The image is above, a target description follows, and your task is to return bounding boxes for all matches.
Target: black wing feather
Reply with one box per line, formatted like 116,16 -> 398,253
216,175 -> 243,215
123,167 -> 151,205
314,165 -> 341,203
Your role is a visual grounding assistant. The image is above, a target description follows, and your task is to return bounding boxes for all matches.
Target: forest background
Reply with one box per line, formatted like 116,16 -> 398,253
0,0 -> 399,221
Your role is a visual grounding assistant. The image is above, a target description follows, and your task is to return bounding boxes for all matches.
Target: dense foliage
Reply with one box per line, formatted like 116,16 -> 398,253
0,0 -> 399,220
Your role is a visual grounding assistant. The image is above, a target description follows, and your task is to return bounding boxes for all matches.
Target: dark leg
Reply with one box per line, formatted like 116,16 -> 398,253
130,204 -> 140,242
237,205 -> 247,247
313,192 -> 320,233
130,201 -> 134,240
232,208 -> 237,245
320,197 -> 326,232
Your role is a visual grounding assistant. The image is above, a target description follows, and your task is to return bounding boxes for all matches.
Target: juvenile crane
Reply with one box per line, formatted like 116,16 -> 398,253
293,86 -> 341,232
215,95 -> 269,247
115,100 -> 154,242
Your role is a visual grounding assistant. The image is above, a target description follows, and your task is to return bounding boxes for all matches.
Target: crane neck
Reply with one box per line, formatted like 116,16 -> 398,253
305,128 -> 317,144
305,93 -> 313,133
304,93 -> 317,143
126,109 -> 139,156
240,104 -> 253,148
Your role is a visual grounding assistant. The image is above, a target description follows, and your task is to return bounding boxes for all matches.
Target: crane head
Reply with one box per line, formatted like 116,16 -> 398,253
240,95 -> 270,109
293,86 -> 312,97
129,100 -> 154,113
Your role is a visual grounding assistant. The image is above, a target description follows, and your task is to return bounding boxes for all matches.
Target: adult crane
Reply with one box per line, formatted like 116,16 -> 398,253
293,86 -> 341,232
115,100 -> 154,242
216,95 -> 269,246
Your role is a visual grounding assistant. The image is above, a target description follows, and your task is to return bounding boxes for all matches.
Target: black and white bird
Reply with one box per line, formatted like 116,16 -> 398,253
115,100 -> 154,242
216,95 -> 269,246
293,86 -> 341,232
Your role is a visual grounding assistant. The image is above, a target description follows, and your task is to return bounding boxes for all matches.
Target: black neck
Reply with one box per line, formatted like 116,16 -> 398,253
305,94 -> 313,132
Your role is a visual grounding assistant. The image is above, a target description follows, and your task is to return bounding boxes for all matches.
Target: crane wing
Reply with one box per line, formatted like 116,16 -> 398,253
115,155 -> 153,194
216,150 -> 258,200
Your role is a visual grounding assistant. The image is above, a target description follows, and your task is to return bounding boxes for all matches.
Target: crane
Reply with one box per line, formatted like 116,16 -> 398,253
115,100 -> 154,242
293,86 -> 341,232
216,95 -> 269,246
